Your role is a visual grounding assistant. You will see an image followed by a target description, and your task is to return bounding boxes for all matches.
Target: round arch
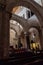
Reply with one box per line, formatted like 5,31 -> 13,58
28,27 -> 41,50
10,27 -> 17,35
28,26 -> 43,49
11,14 -> 41,32
6,0 -> 43,26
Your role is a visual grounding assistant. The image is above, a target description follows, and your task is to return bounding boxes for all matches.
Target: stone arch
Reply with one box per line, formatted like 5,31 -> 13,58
10,27 -> 17,35
6,0 -> 43,26
11,15 -> 28,31
11,14 -> 41,31
28,27 -> 41,50
28,26 -> 43,49
10,21 -> 23,35
10,28 -> 18,48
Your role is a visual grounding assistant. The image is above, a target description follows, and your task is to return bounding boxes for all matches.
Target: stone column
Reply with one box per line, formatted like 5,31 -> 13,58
0,5 -> 10,59
25,32 -> 30,49
39,29 -> 43,50
24,32 -> 28,48
41,28 -> 43,49
0,10 -> 3,59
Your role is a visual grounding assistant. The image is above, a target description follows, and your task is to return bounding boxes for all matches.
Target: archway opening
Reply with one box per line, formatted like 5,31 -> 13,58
9,5 -> 42,52
29,27 -> 41,51
10,19 -> 24,49
8,1 -> 43,56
